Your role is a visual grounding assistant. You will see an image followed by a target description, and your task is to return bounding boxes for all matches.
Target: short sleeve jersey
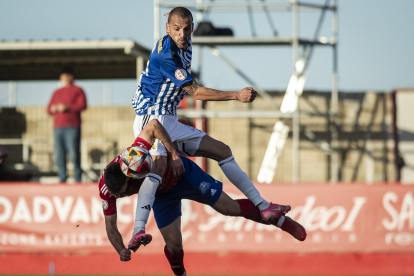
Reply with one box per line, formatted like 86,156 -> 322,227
132,35 -> 193,116
99,137 -> 181,216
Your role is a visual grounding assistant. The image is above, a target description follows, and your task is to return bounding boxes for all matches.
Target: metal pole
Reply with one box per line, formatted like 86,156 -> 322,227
330,0 -> 339,183
198,46 -> 203,82
8,81 -> 16,107
196,0 -> 203,22
103,81 -> 112,106
292,0 -> 299,183
210,47 -> 280,109
136,56 -> 144,85
154,0 -> 160,43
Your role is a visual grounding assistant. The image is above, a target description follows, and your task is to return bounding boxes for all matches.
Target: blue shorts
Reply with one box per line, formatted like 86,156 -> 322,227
152,157 -> 223,229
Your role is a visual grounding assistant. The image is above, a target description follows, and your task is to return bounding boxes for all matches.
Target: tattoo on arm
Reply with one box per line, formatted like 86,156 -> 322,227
182,80 -> 199,95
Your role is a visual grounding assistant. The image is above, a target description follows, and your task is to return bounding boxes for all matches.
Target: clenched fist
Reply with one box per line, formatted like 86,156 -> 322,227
119,248 -> 131,262
236,87 -> 257,103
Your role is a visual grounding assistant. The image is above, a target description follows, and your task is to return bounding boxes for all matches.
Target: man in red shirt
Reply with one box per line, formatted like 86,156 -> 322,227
47,67 -> 87,182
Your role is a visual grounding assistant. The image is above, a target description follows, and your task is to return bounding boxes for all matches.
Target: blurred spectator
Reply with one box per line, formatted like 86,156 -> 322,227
0,145 -> 9,180
47,67 -> 87,182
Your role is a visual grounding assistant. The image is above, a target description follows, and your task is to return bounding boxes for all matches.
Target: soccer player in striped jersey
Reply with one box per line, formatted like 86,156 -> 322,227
131,7 -> 288,249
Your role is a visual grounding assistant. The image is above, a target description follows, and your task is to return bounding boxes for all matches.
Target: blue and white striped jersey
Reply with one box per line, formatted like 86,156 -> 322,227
132,35 -> 193,116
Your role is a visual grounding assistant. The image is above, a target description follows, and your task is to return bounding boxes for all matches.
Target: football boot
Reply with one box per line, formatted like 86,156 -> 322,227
128,230 -> 152,252
279,216 -> 307,241
260,202 -> 291,222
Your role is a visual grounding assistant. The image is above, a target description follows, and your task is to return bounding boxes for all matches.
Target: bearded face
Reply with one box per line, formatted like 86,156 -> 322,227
166,15 -> 193,49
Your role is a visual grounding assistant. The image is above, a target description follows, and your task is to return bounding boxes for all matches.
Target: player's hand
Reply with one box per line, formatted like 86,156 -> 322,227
169,153 -> 185,177
119,248 -> 131,262
236,87 -> 257,103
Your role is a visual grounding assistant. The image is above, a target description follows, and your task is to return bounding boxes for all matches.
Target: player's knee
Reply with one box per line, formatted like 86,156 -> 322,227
147,118 -> 159,128
216,143 -> 232,161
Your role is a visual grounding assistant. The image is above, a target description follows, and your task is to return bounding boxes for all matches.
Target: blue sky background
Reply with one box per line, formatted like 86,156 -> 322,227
0,0 -> 413,106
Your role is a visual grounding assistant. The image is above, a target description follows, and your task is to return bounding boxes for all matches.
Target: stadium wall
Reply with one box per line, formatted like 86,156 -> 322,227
0,91 -> 396,183
0,182 -> 413,275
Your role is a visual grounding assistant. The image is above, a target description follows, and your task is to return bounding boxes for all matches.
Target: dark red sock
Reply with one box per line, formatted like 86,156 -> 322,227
164,245 -> 185,276
236,199 -> 264,223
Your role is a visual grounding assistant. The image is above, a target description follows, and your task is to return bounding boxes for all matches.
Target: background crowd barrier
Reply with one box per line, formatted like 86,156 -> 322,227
0,182 -> 413,275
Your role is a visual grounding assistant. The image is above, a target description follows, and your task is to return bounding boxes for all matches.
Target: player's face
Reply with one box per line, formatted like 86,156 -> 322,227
166,15 -> 193,49
108,178 -> 129,199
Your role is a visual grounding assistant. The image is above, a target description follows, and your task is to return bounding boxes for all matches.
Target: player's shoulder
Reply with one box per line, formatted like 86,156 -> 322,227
98,178 -> 111,200
153,35 -> 174,58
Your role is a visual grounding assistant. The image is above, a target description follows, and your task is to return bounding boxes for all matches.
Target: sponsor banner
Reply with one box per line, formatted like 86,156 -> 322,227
0,183 -> 413,253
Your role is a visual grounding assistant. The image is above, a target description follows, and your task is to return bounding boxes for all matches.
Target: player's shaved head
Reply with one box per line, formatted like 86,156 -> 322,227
168,7 -> 193,23
104,162 -> 127,194
166,7 -> 194,49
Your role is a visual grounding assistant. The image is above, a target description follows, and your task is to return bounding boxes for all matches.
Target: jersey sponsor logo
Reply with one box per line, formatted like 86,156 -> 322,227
101,199 -> 109,210
199,181 -> 211,194
211,189 -> 217,196
157,38 -> 163,53
175,68 -> 187,81
101,185 -> 109,195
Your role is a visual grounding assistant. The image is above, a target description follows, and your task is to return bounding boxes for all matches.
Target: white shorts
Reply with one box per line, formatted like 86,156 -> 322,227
133,114 -> 206,157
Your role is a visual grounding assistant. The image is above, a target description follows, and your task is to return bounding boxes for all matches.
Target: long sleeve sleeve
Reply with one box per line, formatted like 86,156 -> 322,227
69,88 -> 87,113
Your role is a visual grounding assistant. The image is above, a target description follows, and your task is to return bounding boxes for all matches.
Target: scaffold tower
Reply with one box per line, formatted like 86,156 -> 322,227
154,0 -> 339,183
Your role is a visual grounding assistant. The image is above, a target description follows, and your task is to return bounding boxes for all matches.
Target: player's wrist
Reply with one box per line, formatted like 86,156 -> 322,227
171,151 -> 180,159
233,91 -> 239,101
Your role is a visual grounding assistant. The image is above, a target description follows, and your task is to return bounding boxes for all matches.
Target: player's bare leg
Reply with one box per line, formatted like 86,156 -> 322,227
159,217 -> 186,276
195,135 -> 290,222
212,192 -> 306,241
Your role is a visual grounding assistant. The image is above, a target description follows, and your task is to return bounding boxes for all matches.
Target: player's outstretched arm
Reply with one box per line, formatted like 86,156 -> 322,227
138,119 -> 184,177
105,214 -> 131,262
182,79 -> 257,103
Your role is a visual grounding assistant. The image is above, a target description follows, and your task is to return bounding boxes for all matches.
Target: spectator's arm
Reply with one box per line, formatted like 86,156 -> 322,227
69,88 -> 87,113
47,92 -> 57,115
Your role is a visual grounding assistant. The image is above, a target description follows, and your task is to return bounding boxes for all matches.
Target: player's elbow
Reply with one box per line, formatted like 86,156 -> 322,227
191,92 -> 202,100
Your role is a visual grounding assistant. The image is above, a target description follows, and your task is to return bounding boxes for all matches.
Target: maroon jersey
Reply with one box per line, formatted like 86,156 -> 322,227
99,137 -> 180,216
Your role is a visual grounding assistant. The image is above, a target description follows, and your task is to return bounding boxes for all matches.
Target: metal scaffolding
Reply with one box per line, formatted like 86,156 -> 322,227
154,0 -> 338,183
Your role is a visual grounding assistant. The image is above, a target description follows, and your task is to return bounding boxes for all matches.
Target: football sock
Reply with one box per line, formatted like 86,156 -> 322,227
236,199 -> 285,228
133,173 -> 162,235
219,156 -> 270,210
164,245 -> 185,276
236,199 -> 264,223
277,216 -> 286,228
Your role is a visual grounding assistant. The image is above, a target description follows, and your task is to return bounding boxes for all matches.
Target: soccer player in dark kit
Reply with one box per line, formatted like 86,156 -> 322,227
100,120 -> 306,276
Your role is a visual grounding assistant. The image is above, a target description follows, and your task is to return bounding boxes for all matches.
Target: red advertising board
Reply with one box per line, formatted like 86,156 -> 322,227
0,183 -> 413,254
